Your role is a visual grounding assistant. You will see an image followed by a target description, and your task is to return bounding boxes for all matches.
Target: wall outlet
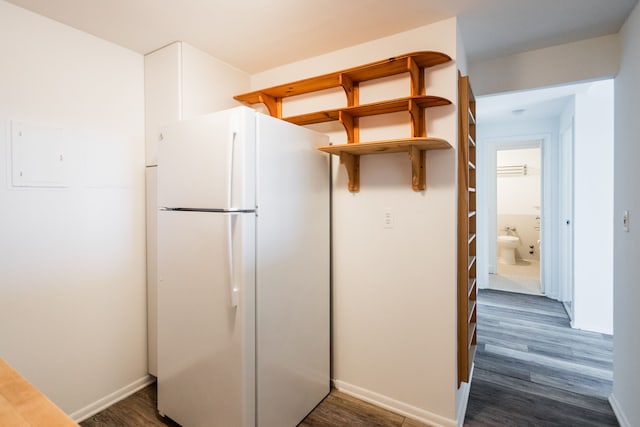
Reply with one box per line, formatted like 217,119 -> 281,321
623,210 -> 630,232
383,207 -> 394,229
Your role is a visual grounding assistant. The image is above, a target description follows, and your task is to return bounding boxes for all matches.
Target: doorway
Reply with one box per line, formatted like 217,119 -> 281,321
476,79 -> 614,335
491,144 -> 542,295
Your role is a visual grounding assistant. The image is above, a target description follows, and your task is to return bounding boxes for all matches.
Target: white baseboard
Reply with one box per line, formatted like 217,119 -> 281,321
455,372 -> 472,427
70,375 -> 155,422
332,379 -> 457,427
609,393 -> 631,427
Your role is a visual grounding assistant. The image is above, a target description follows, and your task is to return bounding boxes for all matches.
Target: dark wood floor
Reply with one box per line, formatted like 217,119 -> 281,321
79,384 -> 429,427
81,289 -> 618,426
465,289 -> 618,426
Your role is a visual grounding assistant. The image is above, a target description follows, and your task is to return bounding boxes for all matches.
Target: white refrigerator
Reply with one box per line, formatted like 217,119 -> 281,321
156,106 -> 330,427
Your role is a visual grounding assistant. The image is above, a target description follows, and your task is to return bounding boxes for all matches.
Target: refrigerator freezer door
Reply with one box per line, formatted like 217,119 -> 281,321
157,210 -> 256,427
255,114 -> 330,426
157,106 -> 256,210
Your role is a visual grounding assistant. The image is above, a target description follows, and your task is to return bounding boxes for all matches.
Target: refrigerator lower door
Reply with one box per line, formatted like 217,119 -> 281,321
157,210 -> 255,427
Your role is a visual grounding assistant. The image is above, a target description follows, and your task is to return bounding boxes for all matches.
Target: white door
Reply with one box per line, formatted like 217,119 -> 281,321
157,209 -> 255,427
157,106 -> 256,210
560,123 -> 575,318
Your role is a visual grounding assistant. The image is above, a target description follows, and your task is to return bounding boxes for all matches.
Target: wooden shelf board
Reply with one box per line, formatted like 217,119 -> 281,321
234,51 -> 451,103
318,137 -> 451,156
469,161 -> 476,170
469,187 -> 476,193
468,233 -> 476,245
285,110 -> 340,126
235,74 -> 341,103
285,96 -> 451,126
0,359 -> 79,426
468,134 -> 476,147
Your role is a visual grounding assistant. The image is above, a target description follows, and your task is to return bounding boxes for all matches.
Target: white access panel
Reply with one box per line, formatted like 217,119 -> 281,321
157,210 -> 256,427
255,114 -> 330,426
11,121 -> 69,188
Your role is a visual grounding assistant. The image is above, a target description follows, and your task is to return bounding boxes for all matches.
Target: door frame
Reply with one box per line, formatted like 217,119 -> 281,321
478,133 -> 552,295
559,120 -> 575,320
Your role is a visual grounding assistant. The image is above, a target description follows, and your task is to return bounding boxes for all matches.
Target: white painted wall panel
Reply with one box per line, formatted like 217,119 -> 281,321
470,34 -> 620,96
612,2 -> 640,425
144,42 -> 181,167
0,0 -> 147,417
181,42 -> 249,120
573,81 -> 614,334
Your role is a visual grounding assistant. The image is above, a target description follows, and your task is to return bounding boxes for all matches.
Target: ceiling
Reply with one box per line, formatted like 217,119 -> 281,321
4,0 -> 639,74
478,81 -> 595,125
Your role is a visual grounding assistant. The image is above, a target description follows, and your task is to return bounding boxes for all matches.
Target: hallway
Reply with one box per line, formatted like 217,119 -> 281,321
465,289 -> 616,426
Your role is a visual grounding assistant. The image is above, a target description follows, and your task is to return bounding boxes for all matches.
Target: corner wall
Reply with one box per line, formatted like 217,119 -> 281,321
0,0 -> 147,418
612,2 -> 640,425
252,19 -> 461,426
573,81 -> 614,334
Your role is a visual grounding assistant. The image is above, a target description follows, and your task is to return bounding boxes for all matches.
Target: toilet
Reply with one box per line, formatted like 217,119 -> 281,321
498,235 -> 520,265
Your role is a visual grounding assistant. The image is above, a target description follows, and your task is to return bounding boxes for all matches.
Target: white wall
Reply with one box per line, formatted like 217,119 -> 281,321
252,19 -> 461,426
497,148 -> 541,215
469,34 -> 620,96
573,81 -> 614,334
0,0 -> 147,420
612,2 -> 640,425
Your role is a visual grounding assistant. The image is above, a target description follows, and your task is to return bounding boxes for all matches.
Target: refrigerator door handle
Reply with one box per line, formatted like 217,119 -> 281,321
227,118 -> 238,210
226,213 -> 239,308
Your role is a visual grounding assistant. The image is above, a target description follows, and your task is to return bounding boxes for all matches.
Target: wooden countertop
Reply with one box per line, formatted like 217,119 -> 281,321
0,358 -> 78,426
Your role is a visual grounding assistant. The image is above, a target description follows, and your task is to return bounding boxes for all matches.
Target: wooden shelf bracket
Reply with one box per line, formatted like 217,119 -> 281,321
408,57 -> 424,96
339,111 -> 356,144
339,74 -> 356,106
258,93 -> 282,118
340,152 -> 360,192
409,145 -> 426,191
408,99 -> 426,138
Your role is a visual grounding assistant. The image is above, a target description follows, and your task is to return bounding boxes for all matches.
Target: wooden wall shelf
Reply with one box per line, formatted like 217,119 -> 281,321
285,96 -> 451,127
234,52 -> 453,192
457,73 -> 477,387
